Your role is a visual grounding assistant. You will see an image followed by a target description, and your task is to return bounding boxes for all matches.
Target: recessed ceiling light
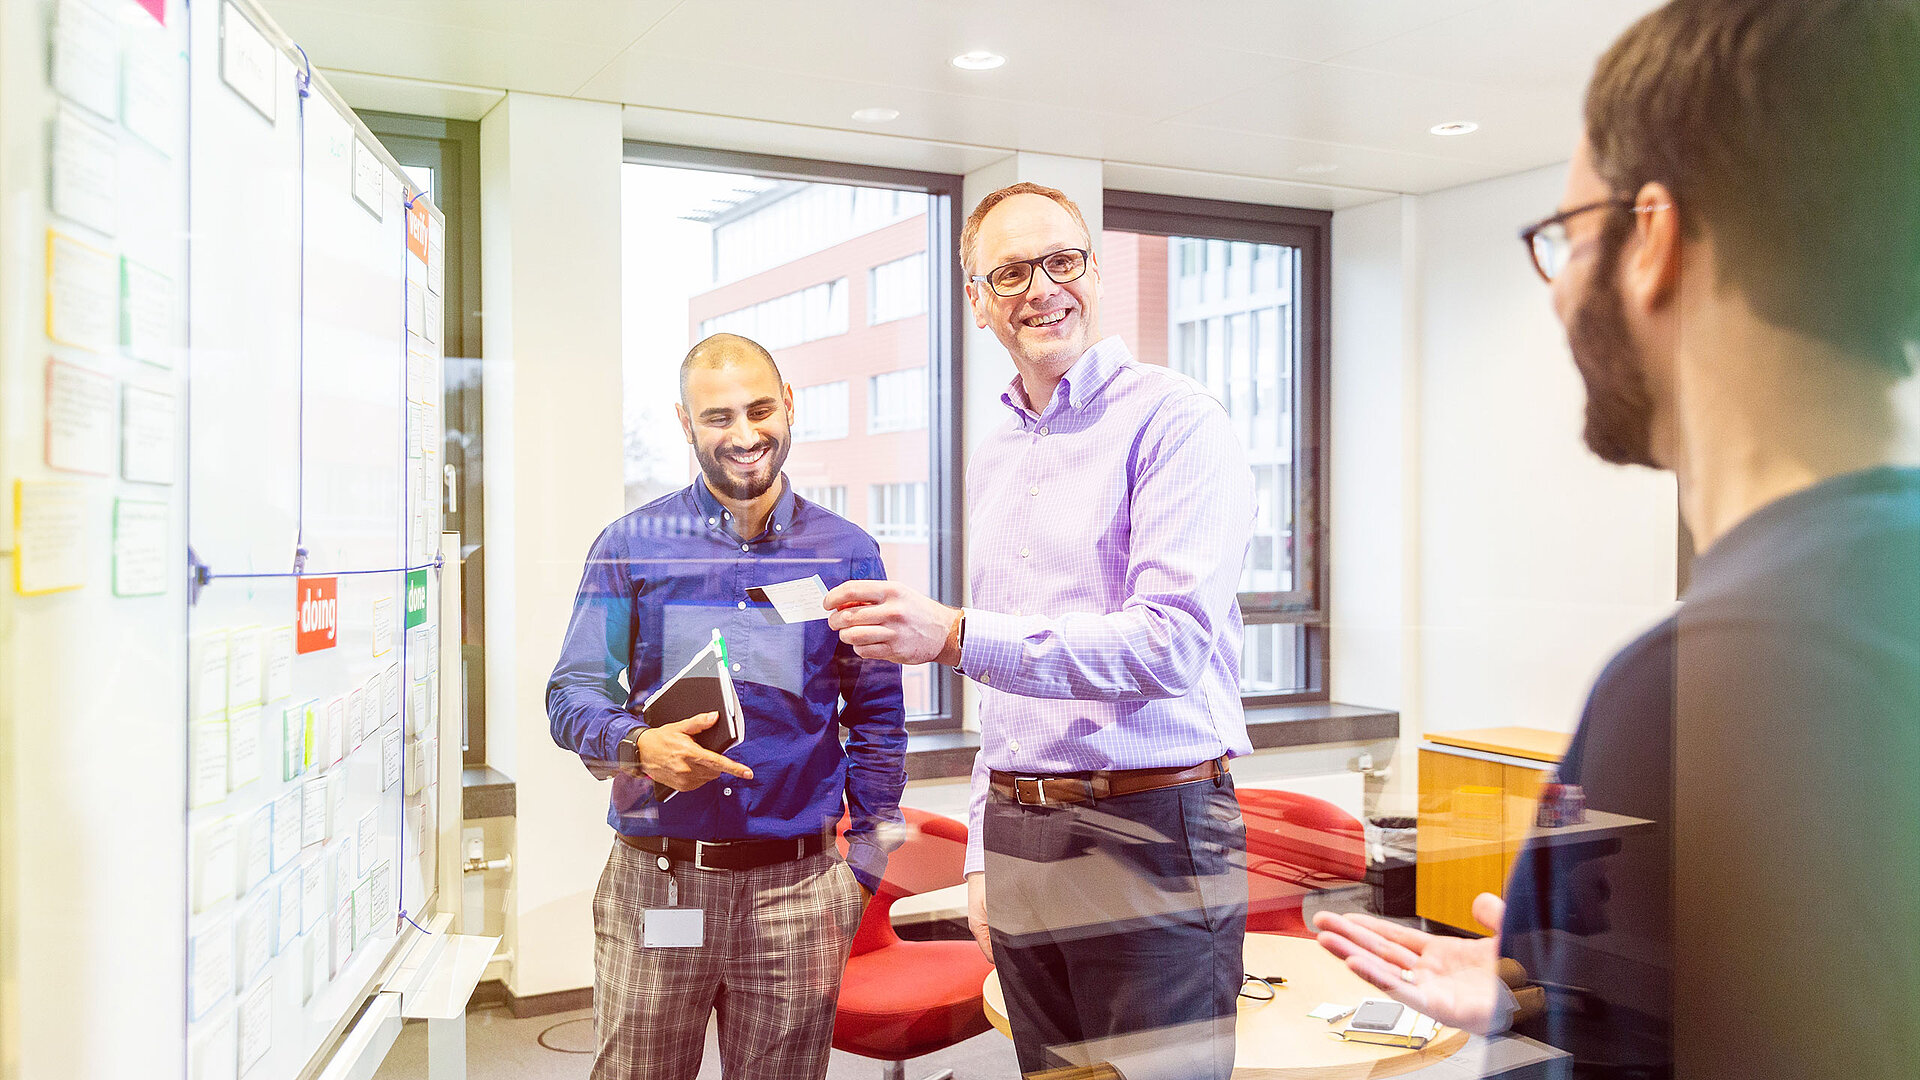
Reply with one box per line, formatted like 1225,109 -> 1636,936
851,107 -> 900,123
1430,121 -> 1479,136
1295,162 -> 1339,175
951,50 -> 1006,71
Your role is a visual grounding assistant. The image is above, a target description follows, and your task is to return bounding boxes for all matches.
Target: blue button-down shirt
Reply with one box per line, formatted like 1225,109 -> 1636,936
548,478 -> 906,890
957,337 -> 1255,873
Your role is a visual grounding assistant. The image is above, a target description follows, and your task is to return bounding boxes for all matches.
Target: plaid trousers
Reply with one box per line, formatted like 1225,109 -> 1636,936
591,838 -> 866,1080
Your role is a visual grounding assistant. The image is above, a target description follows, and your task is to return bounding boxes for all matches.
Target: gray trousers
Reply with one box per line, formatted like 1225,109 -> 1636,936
590,840 -> 865,1080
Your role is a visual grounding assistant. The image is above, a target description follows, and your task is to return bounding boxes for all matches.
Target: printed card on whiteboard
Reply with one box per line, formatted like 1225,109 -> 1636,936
226,626 -> 263,708
271,789 -> 300,870
218,1 -> 276,123
189,719 -> 229,809
236,894 -> 272,986
51,106 -> 117,237
352,137 -> 384,219
187,917 -> 234,1020
275,873 -> 301,951
300,855 -> 326,931
14,481 -> 87,595
264,627 -> 294,702
47,229 -> 118,352
372,595 -> 394,657
237,976 -> 273,1074
121,257 -> 175,366
121,384 -> 177,484
190,817 -> 237,913
193,633 -> 229,718
45,359 -> 116,476
381,730 -> 402,791
52,0 -> 118,121
240,804 -> 272,893
380,664 -> 400,724
427,214 -> 445,296
225,705 -> 261,793
111,498 -> 169,597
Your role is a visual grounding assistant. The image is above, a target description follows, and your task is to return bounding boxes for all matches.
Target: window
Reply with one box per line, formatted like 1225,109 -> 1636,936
868,252 -> 928,325
869,482 -> 928,541
698,279 -> 848,350
1105,191 -> 1330,704
792,381 -> 849,442
622,144 -> 963,727
797,485 -> 847,518
867,367 -> 927,434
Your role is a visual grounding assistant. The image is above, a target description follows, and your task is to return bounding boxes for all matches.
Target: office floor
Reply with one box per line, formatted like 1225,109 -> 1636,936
372,885 -> 1389,1080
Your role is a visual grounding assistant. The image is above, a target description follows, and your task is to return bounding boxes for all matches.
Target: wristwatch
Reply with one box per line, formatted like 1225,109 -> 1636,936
619,727 -> 646,769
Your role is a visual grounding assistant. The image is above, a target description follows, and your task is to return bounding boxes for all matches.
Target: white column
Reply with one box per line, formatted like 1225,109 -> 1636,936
480,91 -> 625,999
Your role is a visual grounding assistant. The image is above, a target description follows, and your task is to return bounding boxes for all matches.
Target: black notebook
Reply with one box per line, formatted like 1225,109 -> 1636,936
634,629 -> 744,801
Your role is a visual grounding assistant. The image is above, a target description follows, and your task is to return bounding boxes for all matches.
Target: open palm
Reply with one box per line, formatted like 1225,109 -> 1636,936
1312,892 -> 1509,1036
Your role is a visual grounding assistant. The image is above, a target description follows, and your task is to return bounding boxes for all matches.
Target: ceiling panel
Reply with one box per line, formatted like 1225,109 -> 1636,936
1105,121 -> 1503,196
1170,61 -> 1581,170
616,1 -> 1306,124
1328,0 -> 1662,91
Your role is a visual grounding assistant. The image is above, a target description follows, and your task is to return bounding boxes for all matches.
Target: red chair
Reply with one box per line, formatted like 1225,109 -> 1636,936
1235,787 -> 1367,937
834,808 -> 995,1080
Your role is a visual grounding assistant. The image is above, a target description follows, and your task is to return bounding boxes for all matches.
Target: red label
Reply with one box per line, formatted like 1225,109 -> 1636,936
296,577 -> 339,653
136,0 -> 165,24
407,200 -> 429,263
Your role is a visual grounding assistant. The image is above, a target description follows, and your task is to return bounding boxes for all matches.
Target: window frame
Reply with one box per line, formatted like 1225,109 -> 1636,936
624,141 -> 966,731
359,111 -> 490,763
1104,190 -> 1332,707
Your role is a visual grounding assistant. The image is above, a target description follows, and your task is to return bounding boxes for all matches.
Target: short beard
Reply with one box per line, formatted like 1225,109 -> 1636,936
1567,218 -> 1657,468
695,436 -> 790,502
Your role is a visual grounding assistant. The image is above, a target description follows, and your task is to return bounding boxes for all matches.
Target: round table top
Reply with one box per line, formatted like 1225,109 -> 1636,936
981,933 -> 1468,1079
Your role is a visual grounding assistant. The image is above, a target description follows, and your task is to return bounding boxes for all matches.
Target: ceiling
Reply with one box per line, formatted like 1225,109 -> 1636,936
263,0 -> 1663,202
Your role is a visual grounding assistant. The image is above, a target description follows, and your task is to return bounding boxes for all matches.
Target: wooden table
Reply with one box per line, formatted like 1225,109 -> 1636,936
981,934 -> 1468,1079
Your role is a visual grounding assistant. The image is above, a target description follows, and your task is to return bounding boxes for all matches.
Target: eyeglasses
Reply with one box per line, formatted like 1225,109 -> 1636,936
1518,197 -> 1667,283
971,247 -> 1089,297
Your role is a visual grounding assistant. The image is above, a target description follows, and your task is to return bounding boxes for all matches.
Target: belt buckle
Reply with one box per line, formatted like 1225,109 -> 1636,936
1014,777 -> 1049,807
693,840 -> 720,871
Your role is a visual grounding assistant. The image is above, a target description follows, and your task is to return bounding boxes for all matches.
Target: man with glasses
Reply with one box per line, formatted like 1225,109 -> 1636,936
825,182 -> 1255,1079
1316,1 -> 1920,1077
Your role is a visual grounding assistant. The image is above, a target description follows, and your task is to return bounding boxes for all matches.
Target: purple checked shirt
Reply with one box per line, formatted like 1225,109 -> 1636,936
958,336 -> 1255,874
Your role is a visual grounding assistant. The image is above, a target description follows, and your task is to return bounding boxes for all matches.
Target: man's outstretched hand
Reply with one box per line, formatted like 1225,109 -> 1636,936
631,712 -> 753,792
1312,892 -> 1512,1036
824,580 -> 963,666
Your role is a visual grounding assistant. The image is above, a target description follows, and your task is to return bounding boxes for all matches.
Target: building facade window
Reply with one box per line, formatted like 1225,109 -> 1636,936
1105,191 -> 1330,705
791,381 -> 850,442
796,484 -> 847,518
868,482 -> 928,541
867,367 -> 927,434
868,251 -> 928,325
698,279 -> 848,351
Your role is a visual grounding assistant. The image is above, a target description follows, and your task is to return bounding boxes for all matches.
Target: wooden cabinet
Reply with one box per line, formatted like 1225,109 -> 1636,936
1415,727 -> 1569,934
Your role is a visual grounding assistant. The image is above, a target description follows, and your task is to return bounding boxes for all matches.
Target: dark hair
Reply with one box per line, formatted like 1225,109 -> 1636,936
1586,0 -> 1920,374
679,333 -> 783,404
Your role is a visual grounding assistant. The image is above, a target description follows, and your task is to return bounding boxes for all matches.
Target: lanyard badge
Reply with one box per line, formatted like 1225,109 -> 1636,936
642,854 -> 704,948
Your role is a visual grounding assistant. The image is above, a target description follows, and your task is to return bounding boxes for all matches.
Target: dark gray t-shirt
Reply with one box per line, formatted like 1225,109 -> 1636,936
1501,466 -> 1920,1079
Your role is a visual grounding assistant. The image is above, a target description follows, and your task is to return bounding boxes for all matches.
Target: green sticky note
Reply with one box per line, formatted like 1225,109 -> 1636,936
404,568 -> 428,628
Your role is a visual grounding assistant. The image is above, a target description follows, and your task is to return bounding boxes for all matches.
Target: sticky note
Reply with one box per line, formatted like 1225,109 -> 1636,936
47,229 -> 118,352
51,0 -> 118,120
112,498 -> 169,598
120,383 -> 176,483
237,974 -> 273,1074
357,809 -> 379,879
380,730 -> 402,791
300,777 -> 327,847
13,480 -> 87,596
51,106 -> 117,236
239,802 -> 272,894
193,633 -> 229,718
236,893 -> 273,985
271,789 -> 301,870
263,627 -> 294,702
226,627 -> 263,708
275,873 -> 301,952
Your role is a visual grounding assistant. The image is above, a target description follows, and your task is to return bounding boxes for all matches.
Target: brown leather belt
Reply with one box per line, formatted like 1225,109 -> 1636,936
618,832 -> 827,871
990,756 -> 1229,808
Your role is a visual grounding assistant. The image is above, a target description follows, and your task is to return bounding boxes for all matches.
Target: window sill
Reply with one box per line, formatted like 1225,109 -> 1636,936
462,765 -> 516,819
904,701 -> 1399,781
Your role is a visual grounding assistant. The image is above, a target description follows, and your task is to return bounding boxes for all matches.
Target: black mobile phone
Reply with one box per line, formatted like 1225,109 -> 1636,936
1349,1000 -> 1405,1032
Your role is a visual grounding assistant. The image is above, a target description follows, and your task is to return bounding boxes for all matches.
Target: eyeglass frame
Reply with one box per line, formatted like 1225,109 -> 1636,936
968,247 -> 1091,297
1518,197 -> 1669,283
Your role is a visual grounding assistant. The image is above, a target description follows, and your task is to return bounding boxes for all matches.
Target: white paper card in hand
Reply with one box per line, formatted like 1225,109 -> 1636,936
745,574 -> 831,624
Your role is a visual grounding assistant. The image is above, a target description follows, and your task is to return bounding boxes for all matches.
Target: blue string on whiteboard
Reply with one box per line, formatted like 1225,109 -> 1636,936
191,551 -> 443,586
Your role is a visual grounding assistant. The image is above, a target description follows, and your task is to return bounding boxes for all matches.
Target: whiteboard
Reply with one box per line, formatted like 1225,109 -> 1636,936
182,2 -> 446,1079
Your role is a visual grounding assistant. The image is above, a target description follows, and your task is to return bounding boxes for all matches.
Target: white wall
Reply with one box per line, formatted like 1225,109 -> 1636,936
1329,165 -> 1679,811
480,91 -> 626,999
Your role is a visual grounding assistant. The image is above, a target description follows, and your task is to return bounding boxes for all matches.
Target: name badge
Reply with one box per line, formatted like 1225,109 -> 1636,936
642,908 -> 704,948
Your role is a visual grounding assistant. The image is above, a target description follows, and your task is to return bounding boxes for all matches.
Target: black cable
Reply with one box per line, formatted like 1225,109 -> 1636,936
535,1016 -> 595,1054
